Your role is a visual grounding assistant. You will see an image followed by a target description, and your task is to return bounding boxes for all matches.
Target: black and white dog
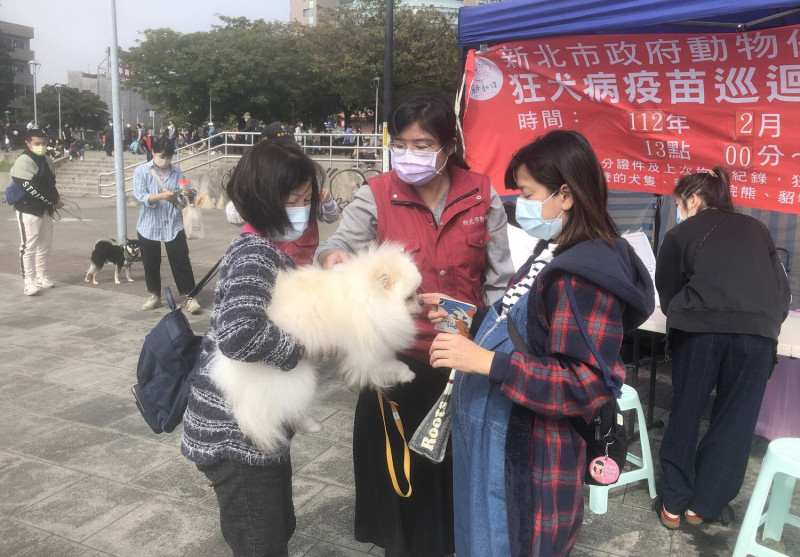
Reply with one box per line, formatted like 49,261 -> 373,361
85,239 -> 141,285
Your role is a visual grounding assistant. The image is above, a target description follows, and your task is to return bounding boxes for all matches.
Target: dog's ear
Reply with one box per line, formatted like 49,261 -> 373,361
377,272 -> 394,290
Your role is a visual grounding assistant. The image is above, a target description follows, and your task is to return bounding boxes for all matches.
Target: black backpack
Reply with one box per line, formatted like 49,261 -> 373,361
132,259 -> 221,433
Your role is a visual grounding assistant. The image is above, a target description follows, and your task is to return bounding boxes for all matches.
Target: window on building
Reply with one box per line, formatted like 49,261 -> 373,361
11,63 -> 26,74
309,0 -> 314,6
12,38 -> 26,49
303,8 -> 313,16
309,15 -> 315,25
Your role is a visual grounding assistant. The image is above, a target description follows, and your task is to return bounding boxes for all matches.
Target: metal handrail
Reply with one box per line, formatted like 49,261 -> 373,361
97,131 -> 387,198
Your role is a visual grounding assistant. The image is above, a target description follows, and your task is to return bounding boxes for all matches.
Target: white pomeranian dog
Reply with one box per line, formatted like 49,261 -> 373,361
209,243 -> 422,453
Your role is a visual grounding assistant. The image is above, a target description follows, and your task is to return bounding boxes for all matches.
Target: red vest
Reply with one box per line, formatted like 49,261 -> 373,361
272,218 -> 320,266
371,166 -> 492,362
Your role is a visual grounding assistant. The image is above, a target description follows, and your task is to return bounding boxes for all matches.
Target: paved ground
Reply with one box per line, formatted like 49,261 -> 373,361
0,194 -> 797,556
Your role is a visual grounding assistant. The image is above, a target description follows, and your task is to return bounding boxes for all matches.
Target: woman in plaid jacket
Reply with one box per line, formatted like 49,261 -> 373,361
425,131 -> 654,556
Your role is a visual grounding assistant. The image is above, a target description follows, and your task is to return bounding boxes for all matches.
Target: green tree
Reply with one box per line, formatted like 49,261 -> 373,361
120,5 -> 459,128
0,42 -> 15,116
19,85 -> 109,130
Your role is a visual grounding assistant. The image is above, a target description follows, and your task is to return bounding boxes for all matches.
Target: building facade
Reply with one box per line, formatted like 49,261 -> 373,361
67,70 -> 162,131
0,20 -> 35,118
290,0 -> 501,26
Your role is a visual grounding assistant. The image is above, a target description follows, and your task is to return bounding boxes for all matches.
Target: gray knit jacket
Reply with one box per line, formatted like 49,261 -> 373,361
181,233 -> 305,466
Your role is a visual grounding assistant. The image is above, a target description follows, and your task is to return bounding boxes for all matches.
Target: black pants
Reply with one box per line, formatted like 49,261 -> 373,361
137,230 -> 196,296
660,331 -> 774,520
197,459 -> 295,557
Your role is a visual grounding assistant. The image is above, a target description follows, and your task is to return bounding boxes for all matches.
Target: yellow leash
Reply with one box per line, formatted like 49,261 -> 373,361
377,390 -> 413,498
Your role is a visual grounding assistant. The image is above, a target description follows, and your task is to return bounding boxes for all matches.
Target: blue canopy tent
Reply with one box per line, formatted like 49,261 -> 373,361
457,0 -> 800,299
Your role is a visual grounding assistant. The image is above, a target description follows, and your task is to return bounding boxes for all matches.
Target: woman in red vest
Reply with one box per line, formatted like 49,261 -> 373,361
316,91 -> 514,557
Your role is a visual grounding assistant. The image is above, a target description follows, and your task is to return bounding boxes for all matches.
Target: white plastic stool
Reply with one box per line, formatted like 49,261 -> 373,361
732,437 -> 800,557
588,384 -> 658,514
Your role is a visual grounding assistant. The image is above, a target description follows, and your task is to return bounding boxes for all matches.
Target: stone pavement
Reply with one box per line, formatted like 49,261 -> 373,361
0,198 -> 797,556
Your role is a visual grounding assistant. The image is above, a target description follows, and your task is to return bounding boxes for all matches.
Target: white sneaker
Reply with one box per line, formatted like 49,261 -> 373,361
141,294 -> 162,311
69,156 -> 73,161
184,297 -> 201,313
80,156 -> 84,161
24,280 -> 40,296
35,276 -> 55,288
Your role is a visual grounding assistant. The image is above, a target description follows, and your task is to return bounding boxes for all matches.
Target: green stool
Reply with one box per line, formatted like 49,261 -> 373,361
732,437 -> 800,557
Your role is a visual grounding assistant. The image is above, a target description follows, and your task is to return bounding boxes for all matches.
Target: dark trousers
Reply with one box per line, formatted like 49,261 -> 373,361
137,230 -> 196,296
659,331 -> 774,520
198,459 -> 295,557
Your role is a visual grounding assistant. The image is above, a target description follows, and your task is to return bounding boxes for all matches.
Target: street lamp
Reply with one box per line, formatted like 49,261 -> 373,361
373,76 -> 380,134
55,84 -> 63,141
28,60 -> 41,126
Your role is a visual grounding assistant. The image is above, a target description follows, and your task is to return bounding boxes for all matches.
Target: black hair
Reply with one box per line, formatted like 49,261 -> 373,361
151,137 -> 174,156
504,130 -> 618,252
673,167 -> 734,213
26,129 -> 46,142
389,90 -> 469,170
225,141 -> 320,238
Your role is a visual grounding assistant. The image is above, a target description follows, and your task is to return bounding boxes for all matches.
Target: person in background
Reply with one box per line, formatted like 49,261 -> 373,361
655,167 -> 790,529
103,120 -> 114,157
69,138 -> 85,161
132,137 -> 199,312
182,141 -> 321,556
316,90 -> 513,557
10,129 -> 64,295
423,130 -> 654,556
61,122 -> 72,147
167,119 -> 178,150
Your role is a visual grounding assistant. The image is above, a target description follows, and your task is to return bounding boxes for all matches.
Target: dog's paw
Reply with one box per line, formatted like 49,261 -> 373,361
127,278 -> 134,282
115,280 -> 121,285
295,414 -> 323,434
92,280 -> 99,285
84,276 -> 90,283
384,360 -> 415,385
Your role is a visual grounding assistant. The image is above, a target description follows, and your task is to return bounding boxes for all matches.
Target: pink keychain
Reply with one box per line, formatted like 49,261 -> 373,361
589,437 -> 621,485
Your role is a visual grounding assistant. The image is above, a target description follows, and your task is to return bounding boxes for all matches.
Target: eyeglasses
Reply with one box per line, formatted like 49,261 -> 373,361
388,141 -> 440,155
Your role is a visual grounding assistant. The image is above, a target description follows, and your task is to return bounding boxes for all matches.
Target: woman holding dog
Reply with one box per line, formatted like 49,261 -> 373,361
182,141 -> 321,556
316,91 -> 514,557
424,131 -> 654,556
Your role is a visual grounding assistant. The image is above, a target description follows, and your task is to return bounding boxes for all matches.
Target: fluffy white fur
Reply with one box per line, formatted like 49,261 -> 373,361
209,243 -> 422,452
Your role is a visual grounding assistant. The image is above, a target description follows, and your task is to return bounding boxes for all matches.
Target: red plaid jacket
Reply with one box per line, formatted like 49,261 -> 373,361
488,236 -> 653,557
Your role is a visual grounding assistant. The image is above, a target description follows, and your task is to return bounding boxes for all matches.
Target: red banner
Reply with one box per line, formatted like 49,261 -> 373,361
462,25 -> 800,214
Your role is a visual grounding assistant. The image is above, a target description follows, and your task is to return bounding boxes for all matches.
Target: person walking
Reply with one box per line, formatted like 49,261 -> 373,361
132,137 -> 199,312
182,141 -> 322,556
316,90 -> 513,557
10,129 -> 64,295
655,167 -> 790,529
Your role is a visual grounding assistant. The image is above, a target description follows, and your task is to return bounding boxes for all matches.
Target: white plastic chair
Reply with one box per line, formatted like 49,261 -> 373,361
732,437 -> 800,557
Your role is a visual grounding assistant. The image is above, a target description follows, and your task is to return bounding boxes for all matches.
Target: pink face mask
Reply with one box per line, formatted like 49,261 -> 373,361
392,146 -> 448,186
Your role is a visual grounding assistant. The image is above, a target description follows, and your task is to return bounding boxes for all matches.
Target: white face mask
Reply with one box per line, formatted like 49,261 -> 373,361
515,191 -> 564,241
392,146 -> 448,186
273,205 -> 311,242
676,204 -> 688,224
153,156 -> 171,169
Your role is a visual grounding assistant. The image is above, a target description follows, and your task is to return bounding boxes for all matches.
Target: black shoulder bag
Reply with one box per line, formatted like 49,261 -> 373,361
507,274 -> 627,485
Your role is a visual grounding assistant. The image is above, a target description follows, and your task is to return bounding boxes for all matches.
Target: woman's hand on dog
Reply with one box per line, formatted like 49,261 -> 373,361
418,292 -> 448,324
318,249 -> 351,269
429,333 -> 494,376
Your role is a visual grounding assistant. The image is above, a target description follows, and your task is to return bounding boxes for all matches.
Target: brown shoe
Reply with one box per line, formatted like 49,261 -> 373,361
685,510 -> 704,525
660,506 -> 681,530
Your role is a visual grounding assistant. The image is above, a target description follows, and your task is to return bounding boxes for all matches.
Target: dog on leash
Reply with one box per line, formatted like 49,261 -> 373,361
84,239 -> 142,285
209,243 -> 422,452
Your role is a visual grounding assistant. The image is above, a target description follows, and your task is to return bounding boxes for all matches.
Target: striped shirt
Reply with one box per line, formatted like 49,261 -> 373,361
133,160 -> 195,242
181,233 -> 304,466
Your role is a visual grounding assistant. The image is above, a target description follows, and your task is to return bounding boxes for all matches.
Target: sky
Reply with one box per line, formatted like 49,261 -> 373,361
1,0 -> 290,89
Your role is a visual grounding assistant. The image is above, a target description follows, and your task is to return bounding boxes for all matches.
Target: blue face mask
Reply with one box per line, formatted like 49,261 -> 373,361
675,204 -> 687,224
515,191 -> 564,241
273,205 -> 311,242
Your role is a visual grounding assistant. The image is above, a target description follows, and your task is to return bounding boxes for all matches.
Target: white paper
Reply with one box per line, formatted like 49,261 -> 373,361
622,231 -> 660,308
